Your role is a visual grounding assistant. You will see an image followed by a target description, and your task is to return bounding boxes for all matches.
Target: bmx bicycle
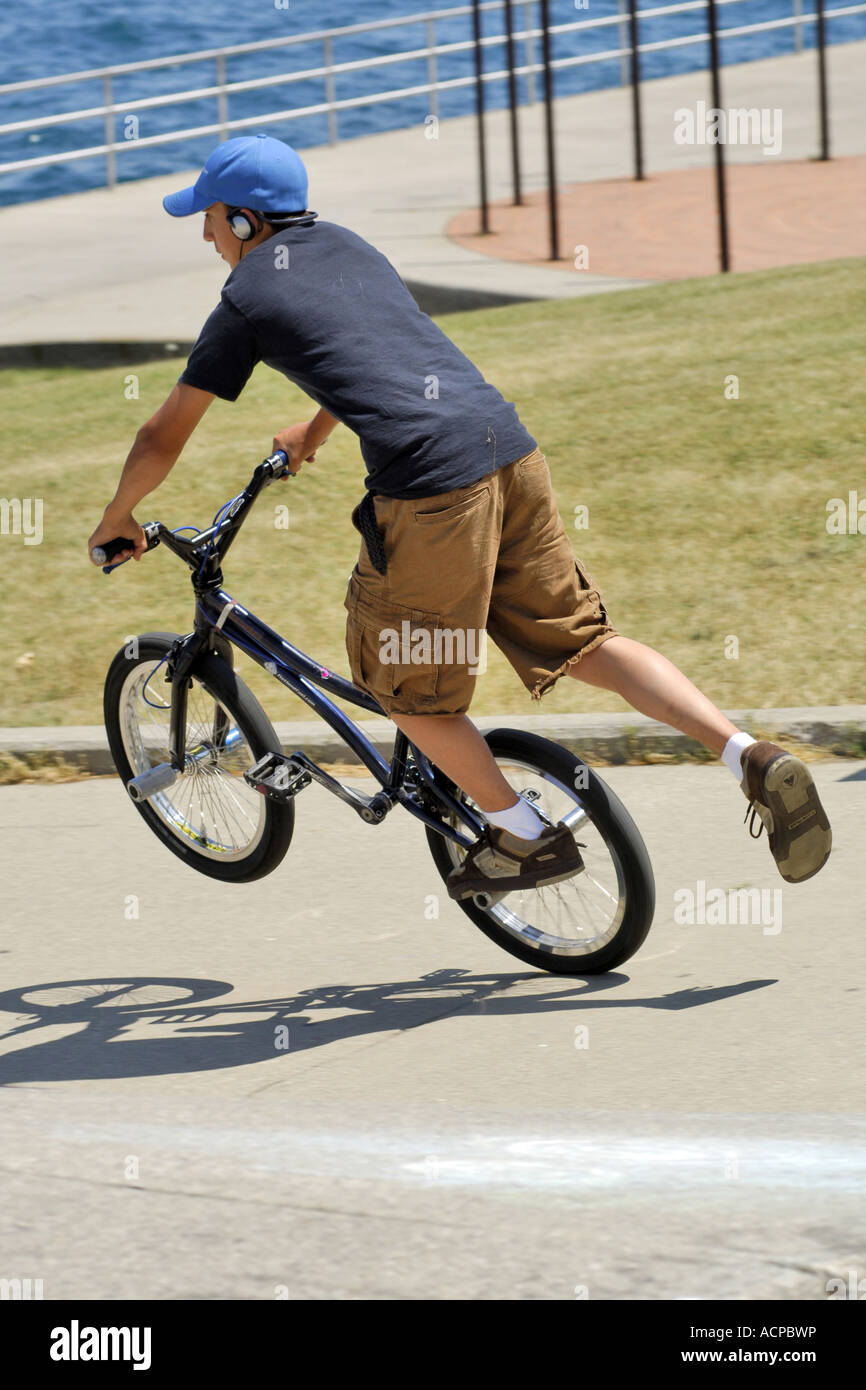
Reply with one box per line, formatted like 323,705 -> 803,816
96,450 -> 655,975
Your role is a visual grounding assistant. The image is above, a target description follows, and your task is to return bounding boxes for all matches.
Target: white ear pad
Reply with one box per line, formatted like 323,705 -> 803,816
227,211 -> 254,240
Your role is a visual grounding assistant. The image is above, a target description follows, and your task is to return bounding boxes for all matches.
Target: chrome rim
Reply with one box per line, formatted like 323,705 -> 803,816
442,758 -> 627,957
117,658 -> 267,861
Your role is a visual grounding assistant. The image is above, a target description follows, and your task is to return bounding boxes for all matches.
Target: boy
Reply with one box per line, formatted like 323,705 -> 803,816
88,134 -> 832,899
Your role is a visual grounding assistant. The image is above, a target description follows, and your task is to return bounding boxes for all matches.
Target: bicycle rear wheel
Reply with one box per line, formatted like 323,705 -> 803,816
104,632 -> 294,882
425,729 -> 655,974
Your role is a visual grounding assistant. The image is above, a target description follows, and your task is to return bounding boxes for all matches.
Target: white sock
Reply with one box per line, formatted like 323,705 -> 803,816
721,731 -> 757,782
483,795 -> 545,839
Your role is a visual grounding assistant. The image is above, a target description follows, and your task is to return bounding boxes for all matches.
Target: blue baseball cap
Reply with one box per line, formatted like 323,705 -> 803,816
163,133 -> 308,216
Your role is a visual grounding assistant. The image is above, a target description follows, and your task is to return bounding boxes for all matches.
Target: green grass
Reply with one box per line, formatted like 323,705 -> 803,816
1,255 -> 864,728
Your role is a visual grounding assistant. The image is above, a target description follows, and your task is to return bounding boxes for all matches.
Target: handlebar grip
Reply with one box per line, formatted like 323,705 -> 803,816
264,449 -> 294,479
92,536 -> 136,573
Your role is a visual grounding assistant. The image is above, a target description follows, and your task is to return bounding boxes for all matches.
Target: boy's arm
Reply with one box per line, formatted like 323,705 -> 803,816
87,383 -> 215,564
273,407 -> 340,472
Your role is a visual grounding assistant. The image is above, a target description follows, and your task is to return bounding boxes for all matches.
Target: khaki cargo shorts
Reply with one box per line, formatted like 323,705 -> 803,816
343,446 -> 619,716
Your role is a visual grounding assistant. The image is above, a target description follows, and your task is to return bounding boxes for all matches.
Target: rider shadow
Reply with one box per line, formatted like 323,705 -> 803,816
0,971 -> 776,1086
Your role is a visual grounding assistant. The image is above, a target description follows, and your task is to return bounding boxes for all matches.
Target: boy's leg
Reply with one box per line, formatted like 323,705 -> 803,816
390,712 -> 518,811
391,633 -> 738,811
568,634 -> 831,882
482,450 -> 826,878
390,602 -> 831,888
392,711 -> 584,901
393,644 -> 830,887
566,633 -> 738,755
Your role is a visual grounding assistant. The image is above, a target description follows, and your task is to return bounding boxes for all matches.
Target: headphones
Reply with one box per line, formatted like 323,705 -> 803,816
225,207 -> 318,240
225,207 -> 265,241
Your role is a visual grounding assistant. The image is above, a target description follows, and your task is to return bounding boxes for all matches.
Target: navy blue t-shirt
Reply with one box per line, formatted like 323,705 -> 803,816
179,218 -> 536,499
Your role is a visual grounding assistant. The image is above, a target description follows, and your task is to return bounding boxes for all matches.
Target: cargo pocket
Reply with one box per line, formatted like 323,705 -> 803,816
344,574 -> 441,706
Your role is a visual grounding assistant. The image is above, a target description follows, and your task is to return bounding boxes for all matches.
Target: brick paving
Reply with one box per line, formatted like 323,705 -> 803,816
447,155 -> 866,279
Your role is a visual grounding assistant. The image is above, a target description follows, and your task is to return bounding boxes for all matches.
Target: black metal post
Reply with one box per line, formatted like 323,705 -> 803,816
816,0 -> 830,160
471,0 -> 490,234
539,0 -> 560,260
503,0 -> 523,205
628,0 -> 644,180
707,0 -> 730,272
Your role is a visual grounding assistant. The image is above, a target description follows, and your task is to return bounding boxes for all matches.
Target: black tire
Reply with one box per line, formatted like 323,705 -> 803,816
104,632 -> 294,883
425,728 -> 655,974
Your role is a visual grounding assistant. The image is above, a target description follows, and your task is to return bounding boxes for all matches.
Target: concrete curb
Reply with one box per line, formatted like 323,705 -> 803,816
1,707 -> 863,776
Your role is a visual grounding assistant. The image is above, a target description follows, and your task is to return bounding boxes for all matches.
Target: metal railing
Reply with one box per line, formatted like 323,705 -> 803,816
0,1 -> 864,187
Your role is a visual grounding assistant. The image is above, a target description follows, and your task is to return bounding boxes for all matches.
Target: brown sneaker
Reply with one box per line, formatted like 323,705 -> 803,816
739,741 -> 832,883
446,821 -> 585,901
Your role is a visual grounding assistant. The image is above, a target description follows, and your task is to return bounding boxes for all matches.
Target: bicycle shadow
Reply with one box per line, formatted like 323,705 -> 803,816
0,971 -> 776,1086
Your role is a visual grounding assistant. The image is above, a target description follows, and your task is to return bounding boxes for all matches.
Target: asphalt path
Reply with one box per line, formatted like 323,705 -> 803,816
0,760 -> 863,1300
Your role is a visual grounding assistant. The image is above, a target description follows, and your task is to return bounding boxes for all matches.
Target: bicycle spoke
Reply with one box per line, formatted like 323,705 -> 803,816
444,757 -> 626,956
119,661 -> 266,862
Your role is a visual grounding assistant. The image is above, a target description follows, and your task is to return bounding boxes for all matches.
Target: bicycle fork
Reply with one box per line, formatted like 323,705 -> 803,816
126,624 -> 233,803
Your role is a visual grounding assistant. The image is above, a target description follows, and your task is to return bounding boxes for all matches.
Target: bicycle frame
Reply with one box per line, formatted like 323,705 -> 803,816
117,452 -> 485,851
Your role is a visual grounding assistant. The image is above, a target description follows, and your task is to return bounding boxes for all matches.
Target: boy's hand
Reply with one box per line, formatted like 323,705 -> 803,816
272,421 -> 322,474
87,508 -> 147,566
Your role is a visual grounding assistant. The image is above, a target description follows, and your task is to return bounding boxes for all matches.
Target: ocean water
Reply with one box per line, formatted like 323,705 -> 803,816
1,0 -> 863,205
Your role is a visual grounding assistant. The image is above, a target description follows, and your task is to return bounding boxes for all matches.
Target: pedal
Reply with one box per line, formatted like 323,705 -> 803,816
244,752 -> 311,801
472,889 -> 509,910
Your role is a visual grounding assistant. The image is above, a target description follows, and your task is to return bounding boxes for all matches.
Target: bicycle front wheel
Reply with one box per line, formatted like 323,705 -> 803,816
104,632 -> 294,883
425,728 -> 655,974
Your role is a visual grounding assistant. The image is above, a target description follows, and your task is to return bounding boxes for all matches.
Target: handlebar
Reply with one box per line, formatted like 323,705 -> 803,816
93,450 -> 292,574
91,536 -> 137,568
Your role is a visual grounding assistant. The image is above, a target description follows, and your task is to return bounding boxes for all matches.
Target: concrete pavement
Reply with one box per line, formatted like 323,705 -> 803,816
1,41 -> 864,346
0,759 -> 863,1299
